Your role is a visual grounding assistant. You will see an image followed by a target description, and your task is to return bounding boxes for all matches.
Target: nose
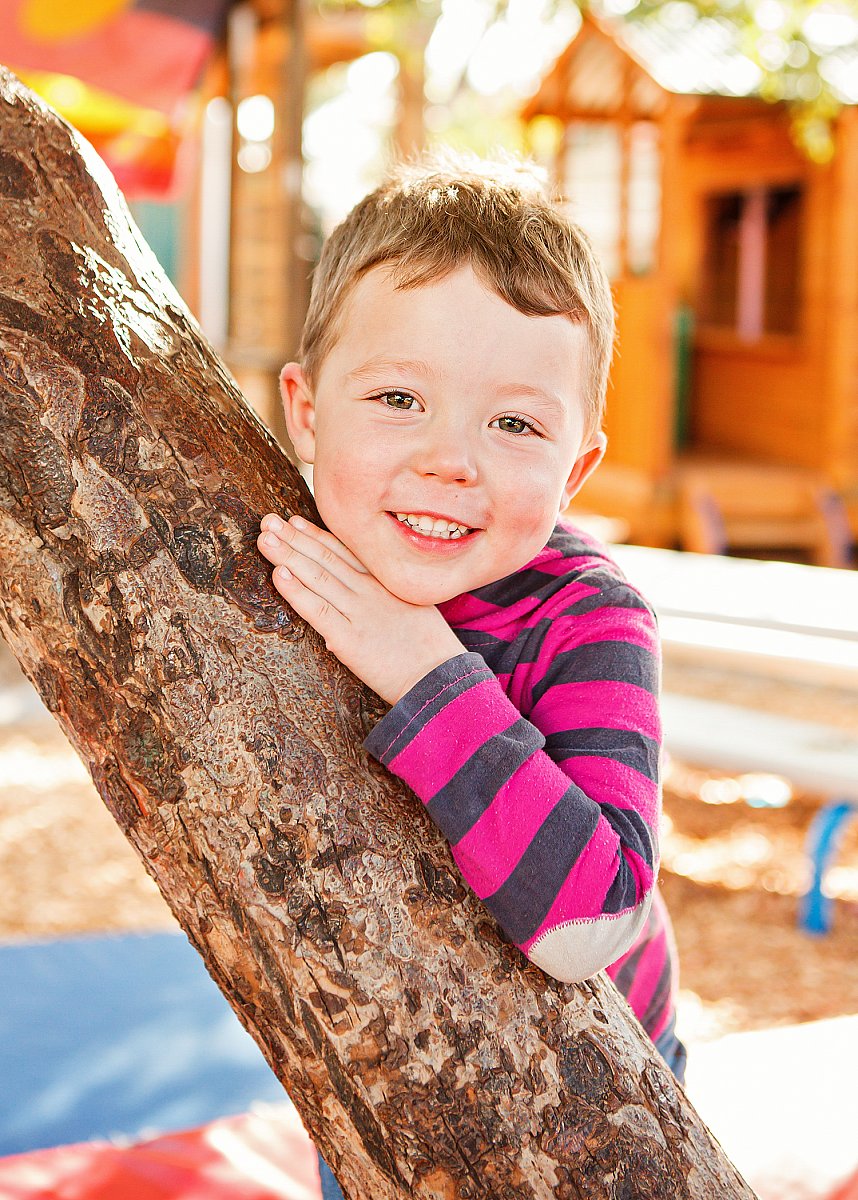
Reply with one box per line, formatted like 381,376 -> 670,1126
411,415 -> 479,486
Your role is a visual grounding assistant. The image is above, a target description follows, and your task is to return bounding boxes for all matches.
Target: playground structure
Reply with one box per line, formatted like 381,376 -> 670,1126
525,11 -> 858,561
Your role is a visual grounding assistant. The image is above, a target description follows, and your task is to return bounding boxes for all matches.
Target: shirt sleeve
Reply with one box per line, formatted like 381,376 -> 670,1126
362,586 -> 661,984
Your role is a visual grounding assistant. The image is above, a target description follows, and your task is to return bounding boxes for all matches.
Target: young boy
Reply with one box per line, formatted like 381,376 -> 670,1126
257,153 -> 685,1194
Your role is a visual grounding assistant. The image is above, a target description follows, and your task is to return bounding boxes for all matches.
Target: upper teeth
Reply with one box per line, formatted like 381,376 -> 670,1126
395,513 -> 471,539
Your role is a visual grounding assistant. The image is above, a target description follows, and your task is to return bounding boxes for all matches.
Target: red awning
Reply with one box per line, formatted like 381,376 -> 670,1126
0,0 -> 231,198
0,0 -> 230,115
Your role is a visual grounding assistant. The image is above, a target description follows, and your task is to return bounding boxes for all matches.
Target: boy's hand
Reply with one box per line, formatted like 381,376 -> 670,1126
257,514 -> 465,706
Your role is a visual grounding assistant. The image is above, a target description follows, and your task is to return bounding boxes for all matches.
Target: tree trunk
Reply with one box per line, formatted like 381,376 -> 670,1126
0,69 -> 756,1200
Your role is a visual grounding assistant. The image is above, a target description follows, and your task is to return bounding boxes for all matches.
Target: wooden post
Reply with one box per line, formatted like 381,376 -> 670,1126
823,106 -> 858,491
280,0 -> 307,363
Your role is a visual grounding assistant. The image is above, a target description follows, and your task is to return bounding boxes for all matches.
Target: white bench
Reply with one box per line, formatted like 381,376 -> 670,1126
660,694 -> 858,803
613,545 -> 858,691
610,546 -> 858,934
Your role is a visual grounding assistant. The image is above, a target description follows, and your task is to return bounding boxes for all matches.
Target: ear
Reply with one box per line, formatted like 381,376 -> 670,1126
280,362 -> 316,465
561,431 -> 607,508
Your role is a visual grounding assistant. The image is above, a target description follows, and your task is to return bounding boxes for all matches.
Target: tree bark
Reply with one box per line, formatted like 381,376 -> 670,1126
0,68 -> 756,1200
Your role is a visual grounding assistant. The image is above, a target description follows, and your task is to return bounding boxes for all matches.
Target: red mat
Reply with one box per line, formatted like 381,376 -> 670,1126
0,1104 -> 321,1200
830,1172 -> 858,1200
1,1098 -> 854,1200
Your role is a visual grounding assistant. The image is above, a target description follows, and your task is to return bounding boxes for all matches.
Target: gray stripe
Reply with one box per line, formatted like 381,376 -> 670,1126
543,727 -> 660,783
598,801 -> 655,872
562,589 -> 651,617
600,857 -> 639,914
483,788 -> 600,945
530,642 -> 658,705
512,593 -> 652,657
426,716 -> 545,844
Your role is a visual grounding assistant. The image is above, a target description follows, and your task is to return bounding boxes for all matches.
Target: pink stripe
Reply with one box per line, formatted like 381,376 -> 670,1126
457,602 -> 544,643
528,608 -> 658,683
438,593 -> 505,625
530,679 -> 661,741
522,838 -> 654,950
493,669 -> 530,714
388,677 -> 520,798
615,927 -> 666,1016
525,553 -> 602,577
557,755 -> 660,826
441,582 -> 601,641
449,752 -> 579,897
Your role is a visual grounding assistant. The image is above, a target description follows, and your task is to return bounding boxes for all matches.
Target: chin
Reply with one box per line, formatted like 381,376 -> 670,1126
381,575 -> 459,607
391,587 -> 456,607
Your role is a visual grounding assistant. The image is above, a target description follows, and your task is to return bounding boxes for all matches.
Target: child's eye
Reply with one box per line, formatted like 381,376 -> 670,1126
492,414 -> 539,436
375,390 -> 421,411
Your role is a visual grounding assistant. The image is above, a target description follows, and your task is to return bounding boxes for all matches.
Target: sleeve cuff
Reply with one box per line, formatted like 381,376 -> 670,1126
363,652 -> 493,765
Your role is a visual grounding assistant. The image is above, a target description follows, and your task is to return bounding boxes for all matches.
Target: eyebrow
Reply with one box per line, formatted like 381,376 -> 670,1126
493,383 -> 567,419
346,356 -> 440,383
345,360 -> 568,420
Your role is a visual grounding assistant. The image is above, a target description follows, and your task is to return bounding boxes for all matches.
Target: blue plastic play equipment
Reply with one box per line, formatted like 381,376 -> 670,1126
799,800 -> 858,935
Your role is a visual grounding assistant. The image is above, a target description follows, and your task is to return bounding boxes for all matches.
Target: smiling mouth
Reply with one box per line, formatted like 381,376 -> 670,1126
392,512 -> 478,540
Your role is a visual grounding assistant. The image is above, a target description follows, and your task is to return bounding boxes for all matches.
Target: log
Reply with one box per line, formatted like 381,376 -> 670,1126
0,68 -> 757,1200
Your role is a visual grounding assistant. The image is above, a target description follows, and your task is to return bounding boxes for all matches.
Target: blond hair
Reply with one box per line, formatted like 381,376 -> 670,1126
299,151 -> 615,436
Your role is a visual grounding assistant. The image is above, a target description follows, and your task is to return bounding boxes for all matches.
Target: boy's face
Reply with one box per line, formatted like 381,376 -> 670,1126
281,265 -> 605,606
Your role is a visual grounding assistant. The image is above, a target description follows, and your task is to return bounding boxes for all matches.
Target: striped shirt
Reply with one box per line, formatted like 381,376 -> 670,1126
364,520 -> 682,1068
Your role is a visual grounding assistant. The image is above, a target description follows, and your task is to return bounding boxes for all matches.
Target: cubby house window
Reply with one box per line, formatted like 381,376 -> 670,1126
700,185 -> 803,338
564,123 -> 623,279
626,121 -> 661,276
563,120 -> 661,280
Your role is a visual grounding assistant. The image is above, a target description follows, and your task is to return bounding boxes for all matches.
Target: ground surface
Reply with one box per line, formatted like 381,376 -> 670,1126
1,639 -> 856,1051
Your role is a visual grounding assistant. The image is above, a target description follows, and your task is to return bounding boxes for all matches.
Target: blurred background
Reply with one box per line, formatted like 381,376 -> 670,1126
4,0 -> 858,561
1,4 -> 858,1199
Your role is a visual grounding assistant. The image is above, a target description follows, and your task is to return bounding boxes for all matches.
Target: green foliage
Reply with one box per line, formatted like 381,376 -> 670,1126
589,0 -> 858,161
310,0 -> 857,162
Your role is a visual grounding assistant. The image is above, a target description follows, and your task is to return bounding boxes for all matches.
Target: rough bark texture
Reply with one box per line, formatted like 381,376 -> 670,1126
0,69 -> 757,1200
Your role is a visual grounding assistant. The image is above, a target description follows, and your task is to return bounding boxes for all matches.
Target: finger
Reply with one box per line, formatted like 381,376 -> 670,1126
258,526 -> 354,589
289,515 -> 370,574
261,513 -> 369,575
257,527 -> 293,568
270,543 -> 357,615
272,565 -> 349,643
266,519 -> 367,589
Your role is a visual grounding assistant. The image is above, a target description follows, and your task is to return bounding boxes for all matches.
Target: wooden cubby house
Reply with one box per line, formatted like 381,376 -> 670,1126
183,1 -> 427,449
524,11 -> 858,563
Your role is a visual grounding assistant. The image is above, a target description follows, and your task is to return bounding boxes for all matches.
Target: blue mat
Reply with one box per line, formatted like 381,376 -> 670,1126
0,931 -> 286,1156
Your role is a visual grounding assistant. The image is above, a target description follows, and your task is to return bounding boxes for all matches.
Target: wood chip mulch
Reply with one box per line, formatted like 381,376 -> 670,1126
1,642 -> 856,1050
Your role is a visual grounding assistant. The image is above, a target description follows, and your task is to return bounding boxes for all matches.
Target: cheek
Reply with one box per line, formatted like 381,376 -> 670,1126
500,462 -> 564,529
325,433 -> 398,499
312,441 -> 382,538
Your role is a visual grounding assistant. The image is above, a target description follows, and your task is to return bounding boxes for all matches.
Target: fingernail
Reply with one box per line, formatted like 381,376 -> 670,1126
266,515 -> 284,532
276,566 -> 292,580
262,533 -> 279,548
290,515 -> 307,530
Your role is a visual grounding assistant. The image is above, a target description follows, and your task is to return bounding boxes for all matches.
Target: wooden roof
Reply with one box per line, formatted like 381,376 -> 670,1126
524,9 -> 858,122
249,0 -> 370,70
